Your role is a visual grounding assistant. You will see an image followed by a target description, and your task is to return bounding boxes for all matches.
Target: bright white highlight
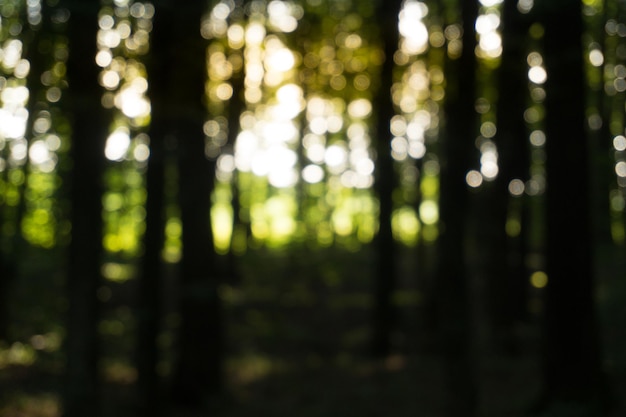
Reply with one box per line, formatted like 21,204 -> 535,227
479,0 -> 503,6
302,164 -> 324,184
528,66 -> 547,84
399,1 -> 429,55
466,170 -> 483,188
476,13 -> 502,58
114,77 -> 151,119
613,135 -> 626,151
105,128 -> 131,161
268,0 -> 299,33
589,49 -> 604,67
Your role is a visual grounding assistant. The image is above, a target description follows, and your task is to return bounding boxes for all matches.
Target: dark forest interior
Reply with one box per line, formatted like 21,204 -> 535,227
1,0 -> 626,416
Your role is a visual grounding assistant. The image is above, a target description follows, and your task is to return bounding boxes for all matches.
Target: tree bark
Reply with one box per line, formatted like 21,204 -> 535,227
435,0 -> 478,415
226,53 -> 245,282
540,0 -> 607,412
589,0 -> 615,248
135,3 -> 168,414
371,0 -> 402,358
481,0 -> 532,352
158,0 -> 223,409
61,1 -> 107,416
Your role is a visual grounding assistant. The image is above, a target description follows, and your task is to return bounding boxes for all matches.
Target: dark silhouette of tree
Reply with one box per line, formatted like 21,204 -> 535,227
61,1 -> 108,416
135,2 -> 169,415
371,0 -> 402,358
538,0 -> 608,413
0,210 -> 12,341
435,0 -> 478,415
224,38 -> 246,284
479,0 -> 532,351
588,0 -> 616,247
0,174 -> 14,341
162,0 -> 223,409
135,132 -> 166,417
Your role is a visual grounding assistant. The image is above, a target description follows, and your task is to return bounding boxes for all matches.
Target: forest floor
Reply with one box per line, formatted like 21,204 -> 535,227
1,242 -> 625,417
1,351 -> 625,417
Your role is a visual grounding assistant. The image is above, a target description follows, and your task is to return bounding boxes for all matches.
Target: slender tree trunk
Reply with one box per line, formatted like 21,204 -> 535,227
0,170 -> 16,343
435,0 -> 478,415
481,0 -> 531,351
174,118 -> 222,406
226,58 -> 245,281
540,0 -> 607,413
135,3 -> 169,414
161,0 -> 223,408
61,1 -> 107,416
371,0 -> 401,358
135,128 -> 166,417
0,210 -> 11,340
590,0 -> 614,248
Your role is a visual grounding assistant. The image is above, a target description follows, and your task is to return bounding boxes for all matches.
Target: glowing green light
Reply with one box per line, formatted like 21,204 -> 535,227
530,271 -> 548,289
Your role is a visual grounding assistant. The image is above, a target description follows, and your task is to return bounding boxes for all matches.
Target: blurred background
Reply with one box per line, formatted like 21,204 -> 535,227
0,0 -> 625,416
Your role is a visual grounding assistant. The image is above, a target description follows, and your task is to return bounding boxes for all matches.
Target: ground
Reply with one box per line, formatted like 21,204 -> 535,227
1,242 -> 625,417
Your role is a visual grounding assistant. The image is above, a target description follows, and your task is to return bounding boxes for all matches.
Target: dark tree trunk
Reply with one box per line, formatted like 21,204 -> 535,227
371,0 -> 401,358
161,0 -> 223,409
135,3 -> 169,414
480,0 -> 531,351
226,55 -> 245,283
61,1 -> 107,416
435,0 -> 478,415
589,0 -> 615,248
0,186 -> 19,335
0,204 -> 13,341
174,114 -> 222,406
540,0 -> 607,413
135,126 -> 166,417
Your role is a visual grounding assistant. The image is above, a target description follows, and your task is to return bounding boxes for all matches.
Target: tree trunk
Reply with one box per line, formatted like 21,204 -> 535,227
481,0 -> 531,352
540,0 -> 607,413
160,0 -> 223,409
61,1 -> 107,416
226,55 -> 245,282
135,125 -> 166,417
435,0 -> 478,415
589,0 -> 614,248
371,0 -> 401,358
135,3 -> 169,414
